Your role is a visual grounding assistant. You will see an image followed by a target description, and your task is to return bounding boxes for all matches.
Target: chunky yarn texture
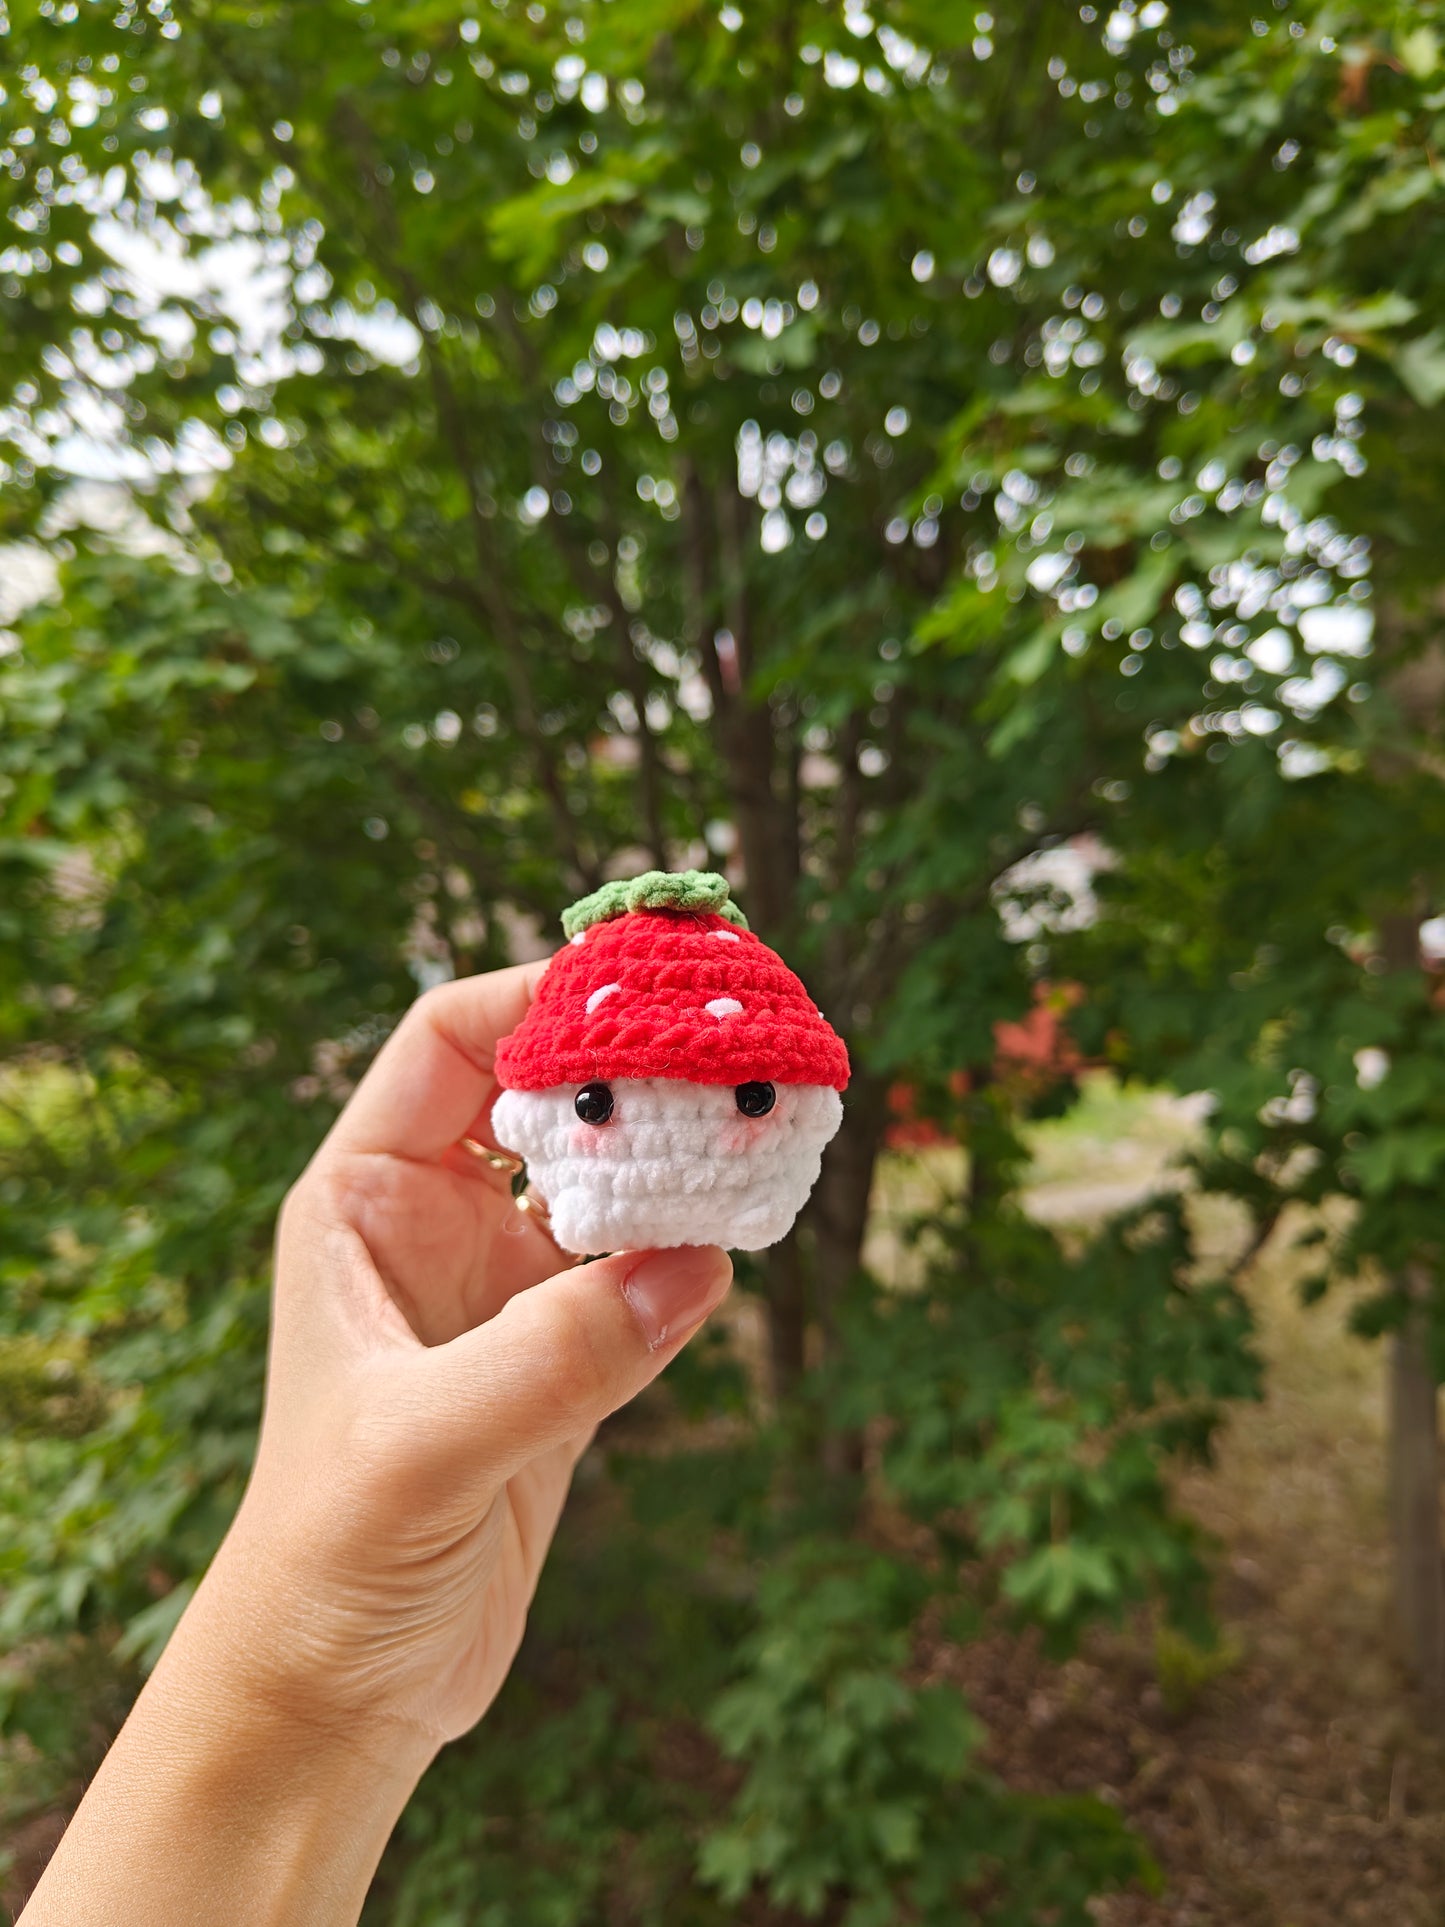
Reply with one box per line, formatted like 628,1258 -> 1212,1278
491,874 -> 849,1252
494,907 -> 849,1092
491,1077 -> 843,1254
561,868 -> 749,939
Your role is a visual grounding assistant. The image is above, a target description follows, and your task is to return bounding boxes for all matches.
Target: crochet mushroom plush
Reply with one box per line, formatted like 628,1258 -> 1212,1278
491,870 -> 849,1254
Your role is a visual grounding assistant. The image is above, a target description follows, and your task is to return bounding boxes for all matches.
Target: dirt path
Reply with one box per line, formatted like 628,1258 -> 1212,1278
978,1098 -> 1445,1925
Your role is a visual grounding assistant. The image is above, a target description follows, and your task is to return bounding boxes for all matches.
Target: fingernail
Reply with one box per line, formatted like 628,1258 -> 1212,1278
622,1246 -> 733,1351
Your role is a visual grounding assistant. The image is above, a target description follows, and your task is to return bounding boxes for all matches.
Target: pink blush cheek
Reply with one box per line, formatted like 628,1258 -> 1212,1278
567,1124 -> 616,1156
718,1114 -> 781,1156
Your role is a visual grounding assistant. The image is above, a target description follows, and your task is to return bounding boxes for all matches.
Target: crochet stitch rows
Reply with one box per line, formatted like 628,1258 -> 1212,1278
491,1078 -> 843,1253
561,868 -> 749,938
494,908 -> 849,1091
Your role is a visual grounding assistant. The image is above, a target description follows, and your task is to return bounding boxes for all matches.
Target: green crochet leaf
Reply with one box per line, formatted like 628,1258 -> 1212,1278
560,869 -> 749,938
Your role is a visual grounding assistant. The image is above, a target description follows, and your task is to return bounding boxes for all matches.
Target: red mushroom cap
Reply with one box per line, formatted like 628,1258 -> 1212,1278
495,907 -> 850,1091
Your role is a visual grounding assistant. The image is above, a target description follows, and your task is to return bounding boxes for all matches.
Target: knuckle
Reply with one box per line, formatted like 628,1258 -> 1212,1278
408,982 -> 444,1025
279,1163 -> 342,1233
412,978 -> 462,1031
275,1174 -> 314,1245
372,983 -> 449,1065
543,1291 -> 618,1425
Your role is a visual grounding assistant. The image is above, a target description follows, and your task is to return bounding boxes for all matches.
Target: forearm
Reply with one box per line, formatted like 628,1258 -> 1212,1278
20,1557 -> 433,1927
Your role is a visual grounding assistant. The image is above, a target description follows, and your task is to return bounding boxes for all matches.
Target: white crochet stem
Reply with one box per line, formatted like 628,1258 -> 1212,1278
491,1077 -> 844,1255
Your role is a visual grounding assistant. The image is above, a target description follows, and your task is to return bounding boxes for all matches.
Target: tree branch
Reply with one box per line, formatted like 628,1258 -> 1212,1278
268,86 -> 600,892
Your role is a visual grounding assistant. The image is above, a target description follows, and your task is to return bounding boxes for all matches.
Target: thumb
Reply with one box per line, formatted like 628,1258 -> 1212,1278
423,1245 -> 734,1482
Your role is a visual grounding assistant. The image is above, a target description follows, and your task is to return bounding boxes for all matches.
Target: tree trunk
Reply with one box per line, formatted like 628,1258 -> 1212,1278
764,1235 -> 808,1407
1389,1288 -> 1444,1706
759,1080 -> 885,1422
812,1072 -> 887,1352
814,1079 -> 887,1480
1376,916 -> 1444,1707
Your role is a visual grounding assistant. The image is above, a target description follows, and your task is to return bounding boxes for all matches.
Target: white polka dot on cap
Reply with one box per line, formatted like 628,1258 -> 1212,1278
586,982 -> 621,1014
705,997 -> 744,1020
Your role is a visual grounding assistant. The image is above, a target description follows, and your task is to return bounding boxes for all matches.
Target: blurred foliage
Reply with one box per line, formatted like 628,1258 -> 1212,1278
833,1193 -> 1257,1651
1152,1621 -> 1243,1720
4,0 -> 1445,1918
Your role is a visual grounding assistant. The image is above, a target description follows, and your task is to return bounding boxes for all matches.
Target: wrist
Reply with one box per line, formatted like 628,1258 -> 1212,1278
23,1561 -> 432,1927
175,1518 -> 441,1781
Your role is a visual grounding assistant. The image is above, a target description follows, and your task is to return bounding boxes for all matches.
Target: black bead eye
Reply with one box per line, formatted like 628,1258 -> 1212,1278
734,1081 -> 776,1118
574,1081 -> 615,1125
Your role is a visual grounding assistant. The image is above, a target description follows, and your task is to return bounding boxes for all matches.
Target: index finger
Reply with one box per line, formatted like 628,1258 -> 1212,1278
324,958 -> 552,1162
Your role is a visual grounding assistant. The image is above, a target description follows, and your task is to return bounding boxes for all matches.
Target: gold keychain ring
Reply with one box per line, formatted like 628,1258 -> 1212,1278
459,1139 -> 525,1177
457,1138 -> 581,1264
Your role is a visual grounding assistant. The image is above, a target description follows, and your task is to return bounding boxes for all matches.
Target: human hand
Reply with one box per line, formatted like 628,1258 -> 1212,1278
207,960 -> 733,1756
21,962 -> 732,1926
